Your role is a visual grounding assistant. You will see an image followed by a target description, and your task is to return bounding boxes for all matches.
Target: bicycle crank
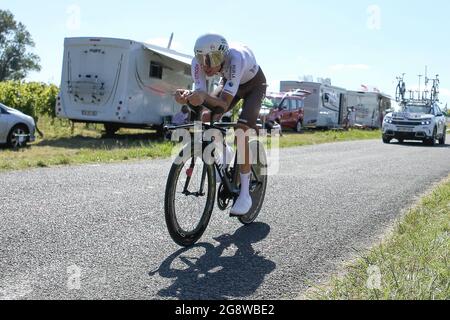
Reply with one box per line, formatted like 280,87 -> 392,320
217,183 -> 233,211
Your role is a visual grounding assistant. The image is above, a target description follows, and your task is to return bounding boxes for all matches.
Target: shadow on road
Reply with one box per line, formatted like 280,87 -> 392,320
149,222 -> 276,300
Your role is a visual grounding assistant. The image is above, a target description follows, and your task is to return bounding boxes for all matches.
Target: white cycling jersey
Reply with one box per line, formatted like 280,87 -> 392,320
191,43 -> 260,97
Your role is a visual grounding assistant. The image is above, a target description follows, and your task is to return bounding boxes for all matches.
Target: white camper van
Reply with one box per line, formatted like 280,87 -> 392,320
280,81 -> 347,129
346,91 -> 391,128
56,37 -> 194,135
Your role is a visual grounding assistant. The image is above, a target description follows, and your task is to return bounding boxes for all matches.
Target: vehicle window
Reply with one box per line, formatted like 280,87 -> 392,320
280,99 -> 289,109
150,61 -> 163,79
405,105 -> 432,114
435,106 -> 442,115
263,96 -> 282,108
323,92 -> 338,108
298,100 -> 304,109
290,99 -> 298,111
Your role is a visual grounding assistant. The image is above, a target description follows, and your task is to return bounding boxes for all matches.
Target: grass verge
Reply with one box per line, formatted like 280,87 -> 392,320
308,176 -> 450,300
0,116 -> 381,171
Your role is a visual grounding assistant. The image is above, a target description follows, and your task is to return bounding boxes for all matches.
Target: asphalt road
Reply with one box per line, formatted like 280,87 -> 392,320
1,137 -> 449,300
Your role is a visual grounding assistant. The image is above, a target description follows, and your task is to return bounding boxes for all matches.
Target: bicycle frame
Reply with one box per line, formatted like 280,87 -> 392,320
165,106 -> 263,208
166,120 -> 240,198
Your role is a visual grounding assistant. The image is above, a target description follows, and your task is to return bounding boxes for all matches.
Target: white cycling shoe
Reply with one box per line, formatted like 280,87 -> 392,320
230,194 -> 253,217
230,173 -> 252,217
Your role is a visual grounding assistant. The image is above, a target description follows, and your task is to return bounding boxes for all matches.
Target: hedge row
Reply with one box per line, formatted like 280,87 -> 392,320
0,81 -> 59,120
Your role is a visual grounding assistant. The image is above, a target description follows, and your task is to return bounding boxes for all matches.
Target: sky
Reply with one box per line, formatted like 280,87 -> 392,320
1,0 -> 449,107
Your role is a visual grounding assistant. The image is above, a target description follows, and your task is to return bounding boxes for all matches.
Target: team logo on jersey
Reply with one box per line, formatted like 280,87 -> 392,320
228,82 -> 234,88
231,65 -> 237,79
194,64 -> 200,77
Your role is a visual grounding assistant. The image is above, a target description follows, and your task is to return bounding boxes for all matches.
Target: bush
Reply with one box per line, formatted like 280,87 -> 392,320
0,81 -> 59,120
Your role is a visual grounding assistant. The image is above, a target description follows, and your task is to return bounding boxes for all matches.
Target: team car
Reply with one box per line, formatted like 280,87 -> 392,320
0,103 -> 36,148
382,102 -> 446,146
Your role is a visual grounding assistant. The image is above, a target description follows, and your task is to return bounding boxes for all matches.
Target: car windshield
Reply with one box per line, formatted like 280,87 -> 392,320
404,104 -> 432,114
263,97 -> 282,108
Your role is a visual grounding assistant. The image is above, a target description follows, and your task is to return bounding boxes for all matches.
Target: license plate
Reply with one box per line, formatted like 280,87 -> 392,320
82,110 -> 98,116
397,127 -> 413,132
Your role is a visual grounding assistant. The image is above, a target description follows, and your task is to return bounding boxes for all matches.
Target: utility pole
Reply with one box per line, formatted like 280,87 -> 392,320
167,33 -> 174,50
424,66 -> 428,100
418,74 -> 423,100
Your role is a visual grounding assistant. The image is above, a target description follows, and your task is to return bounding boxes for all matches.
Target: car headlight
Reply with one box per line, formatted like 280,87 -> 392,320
421,121 -> 431,125
384,117 -> 393,124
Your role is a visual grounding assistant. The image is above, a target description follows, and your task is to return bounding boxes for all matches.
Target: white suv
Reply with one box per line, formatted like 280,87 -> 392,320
382,103 -> 446,146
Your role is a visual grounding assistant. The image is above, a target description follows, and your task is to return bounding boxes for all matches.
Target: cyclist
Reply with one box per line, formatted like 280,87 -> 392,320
175,34 -> 267,216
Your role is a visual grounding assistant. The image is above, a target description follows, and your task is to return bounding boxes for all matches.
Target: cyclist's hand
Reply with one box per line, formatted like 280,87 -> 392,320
187,91 -> 206,107
175,89 -> 190,105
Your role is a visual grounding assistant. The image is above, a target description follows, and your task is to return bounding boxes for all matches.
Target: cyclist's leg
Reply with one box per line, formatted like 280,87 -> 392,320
231,69 -> 267,216
235,69 -> 267,174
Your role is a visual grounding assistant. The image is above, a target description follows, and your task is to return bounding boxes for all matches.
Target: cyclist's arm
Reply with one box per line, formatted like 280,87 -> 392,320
188,91 -> 233,111
189,53 -> 244,111
176,59 -> 209,106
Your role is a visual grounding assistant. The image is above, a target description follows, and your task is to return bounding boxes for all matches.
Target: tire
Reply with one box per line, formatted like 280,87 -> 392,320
164,145 -> 216,247
104,124 -> 120,136
7,124 -> 29,149
238,140 -> 268,225
382,136 -> 391,144
155,124 -> 166,139
424,128 -> 437,146
295,120 -> 303,133
439,127 -> 446,145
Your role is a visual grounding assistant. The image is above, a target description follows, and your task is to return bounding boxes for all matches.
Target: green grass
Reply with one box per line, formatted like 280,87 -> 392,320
0,116 -> 381,171
0,117 -> 176,171
278,129 -> 381,149
308,177 -> 450,300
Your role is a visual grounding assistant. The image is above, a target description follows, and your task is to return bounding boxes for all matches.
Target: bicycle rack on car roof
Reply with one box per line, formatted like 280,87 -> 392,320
395,70 -> 440,106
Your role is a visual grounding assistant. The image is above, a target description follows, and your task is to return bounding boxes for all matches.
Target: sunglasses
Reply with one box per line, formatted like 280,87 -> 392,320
195,52 -> 224,68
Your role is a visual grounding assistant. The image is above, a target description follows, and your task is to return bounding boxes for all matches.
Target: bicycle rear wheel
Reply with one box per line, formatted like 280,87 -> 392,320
165,145 -> 216,247
239,140 -> 268,225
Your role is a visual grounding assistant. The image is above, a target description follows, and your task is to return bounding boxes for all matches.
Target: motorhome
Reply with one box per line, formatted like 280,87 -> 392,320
280,81 -> 347,129
346,91 -> 391,128
56,37 -> 195,135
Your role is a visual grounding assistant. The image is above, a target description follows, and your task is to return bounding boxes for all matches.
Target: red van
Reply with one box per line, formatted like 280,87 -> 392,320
267,90 -> 311,132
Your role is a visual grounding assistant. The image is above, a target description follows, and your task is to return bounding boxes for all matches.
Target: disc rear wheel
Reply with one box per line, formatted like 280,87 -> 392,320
238,140 -> 268,225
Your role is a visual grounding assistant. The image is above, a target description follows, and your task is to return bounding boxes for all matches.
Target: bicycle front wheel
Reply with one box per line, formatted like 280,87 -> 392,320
165,145 -> 216,247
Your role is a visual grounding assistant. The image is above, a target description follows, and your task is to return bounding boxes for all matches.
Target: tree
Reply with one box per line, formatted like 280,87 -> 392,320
0,10 -> 41,81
